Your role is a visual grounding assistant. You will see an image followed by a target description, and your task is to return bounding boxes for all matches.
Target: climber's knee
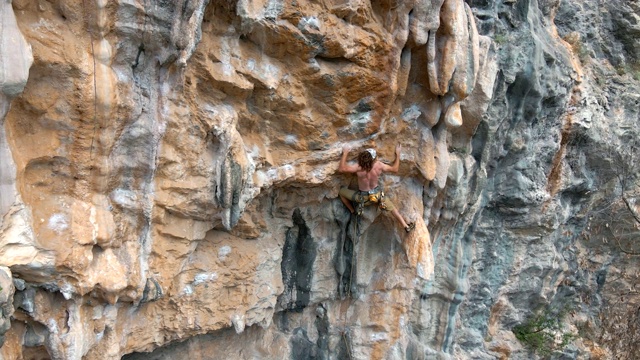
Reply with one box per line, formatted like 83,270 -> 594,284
339,187 -> 356,201
380,197 -> 395,211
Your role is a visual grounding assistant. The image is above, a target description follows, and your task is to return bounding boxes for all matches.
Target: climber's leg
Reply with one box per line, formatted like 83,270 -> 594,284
340,195 -> 355,214
339,187 -> 356,214
383,197 -> 414,232
391,208 -> 409,229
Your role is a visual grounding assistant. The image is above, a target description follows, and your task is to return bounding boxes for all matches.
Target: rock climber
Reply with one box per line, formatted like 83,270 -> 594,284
337,144 -> 415,233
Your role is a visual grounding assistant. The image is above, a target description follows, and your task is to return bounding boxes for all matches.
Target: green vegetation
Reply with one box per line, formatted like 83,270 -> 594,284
494,34 -> 507,45
513,306 -> 577,357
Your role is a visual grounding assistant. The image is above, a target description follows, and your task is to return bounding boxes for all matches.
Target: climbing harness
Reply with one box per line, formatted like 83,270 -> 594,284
353,186 -> 386,216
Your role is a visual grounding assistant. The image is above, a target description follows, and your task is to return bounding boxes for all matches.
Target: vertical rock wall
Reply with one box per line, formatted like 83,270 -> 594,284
0,0 -> 32,226
0,0 -> 638,359
0,0 -> 32,350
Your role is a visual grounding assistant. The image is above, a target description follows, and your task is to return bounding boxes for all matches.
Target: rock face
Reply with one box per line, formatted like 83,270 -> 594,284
0,0 -> 638,359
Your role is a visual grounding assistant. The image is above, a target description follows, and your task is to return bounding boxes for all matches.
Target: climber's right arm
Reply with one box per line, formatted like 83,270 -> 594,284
338,145 -> 359,173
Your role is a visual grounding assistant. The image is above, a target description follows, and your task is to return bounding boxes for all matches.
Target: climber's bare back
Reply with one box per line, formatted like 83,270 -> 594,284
356,161 -> 389,191
338,144 -> 400,191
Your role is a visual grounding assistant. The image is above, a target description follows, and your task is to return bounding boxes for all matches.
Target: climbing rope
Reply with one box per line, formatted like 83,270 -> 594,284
335,187 -> 390,359
337,202 -> 363,360
81,0 -> 99,162
337,191 -> 386,357
341,330 -> 353,360
348,220 -> 356,298
336,188 -> 398,358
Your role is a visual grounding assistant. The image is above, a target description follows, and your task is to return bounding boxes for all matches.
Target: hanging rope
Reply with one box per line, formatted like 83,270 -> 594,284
349,211 -> 360,297
341,330 -> 353,360
337,192 -> 388,358
81,0 -> 99,162
336,207 -> 362,360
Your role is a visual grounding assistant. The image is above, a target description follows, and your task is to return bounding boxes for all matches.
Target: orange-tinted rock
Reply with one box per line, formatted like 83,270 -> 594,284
0,0 -> 497,358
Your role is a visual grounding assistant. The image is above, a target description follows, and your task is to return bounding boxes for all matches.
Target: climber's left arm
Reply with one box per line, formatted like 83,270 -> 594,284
381,144 -> 401,173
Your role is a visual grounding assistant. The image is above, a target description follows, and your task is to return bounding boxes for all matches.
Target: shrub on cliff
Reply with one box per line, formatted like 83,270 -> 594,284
513,306 -> 576,357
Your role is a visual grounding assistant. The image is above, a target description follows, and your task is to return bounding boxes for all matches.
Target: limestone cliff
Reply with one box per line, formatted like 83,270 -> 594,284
0,0 -> 638,359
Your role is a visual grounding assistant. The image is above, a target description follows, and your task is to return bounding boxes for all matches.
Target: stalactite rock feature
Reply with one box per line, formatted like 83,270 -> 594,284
90,0 -> 119,198
424,0 -> 481,128
171,0 -> 210,66
93,6 -> 115,116
416,125 -> 437,181
450,3 -> 480,102
409,0 -> 446,46
435,0 -> 462,96
195,103 -> 253,230
0,0 -> 32,99
457,36 -> 497,143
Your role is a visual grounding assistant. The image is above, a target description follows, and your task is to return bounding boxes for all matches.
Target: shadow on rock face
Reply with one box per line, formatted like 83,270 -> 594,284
278,208 -> 317,312
333,200 -> 356,299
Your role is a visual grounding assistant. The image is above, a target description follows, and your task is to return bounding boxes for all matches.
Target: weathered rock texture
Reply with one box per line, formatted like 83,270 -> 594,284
0,0 -> 639,359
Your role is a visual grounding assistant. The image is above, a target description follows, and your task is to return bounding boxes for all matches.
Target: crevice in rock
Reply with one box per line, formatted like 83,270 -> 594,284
505,71 -> 542,127
334,205 -> 356,299
91,244 -> 104,258
278,208 -> 317,312
314,304 -> 329,360
139,277 -> 162,304
131,43 -> 145,70
314,55 -> 352,67
471,119 -> 488,163
289,327 -> 316,360
337,329 -> 352,360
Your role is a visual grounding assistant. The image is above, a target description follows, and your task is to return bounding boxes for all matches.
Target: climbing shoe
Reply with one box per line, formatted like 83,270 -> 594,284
405,222 -> 415,233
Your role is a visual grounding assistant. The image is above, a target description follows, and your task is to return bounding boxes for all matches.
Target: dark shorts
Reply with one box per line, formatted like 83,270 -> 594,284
339,187 -> 395,211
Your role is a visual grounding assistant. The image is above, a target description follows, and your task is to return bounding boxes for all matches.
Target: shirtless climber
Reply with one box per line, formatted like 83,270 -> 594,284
337,145 -> 415,233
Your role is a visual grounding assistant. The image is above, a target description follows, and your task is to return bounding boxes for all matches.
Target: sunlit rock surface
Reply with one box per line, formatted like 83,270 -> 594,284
0,0 -> 639,359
